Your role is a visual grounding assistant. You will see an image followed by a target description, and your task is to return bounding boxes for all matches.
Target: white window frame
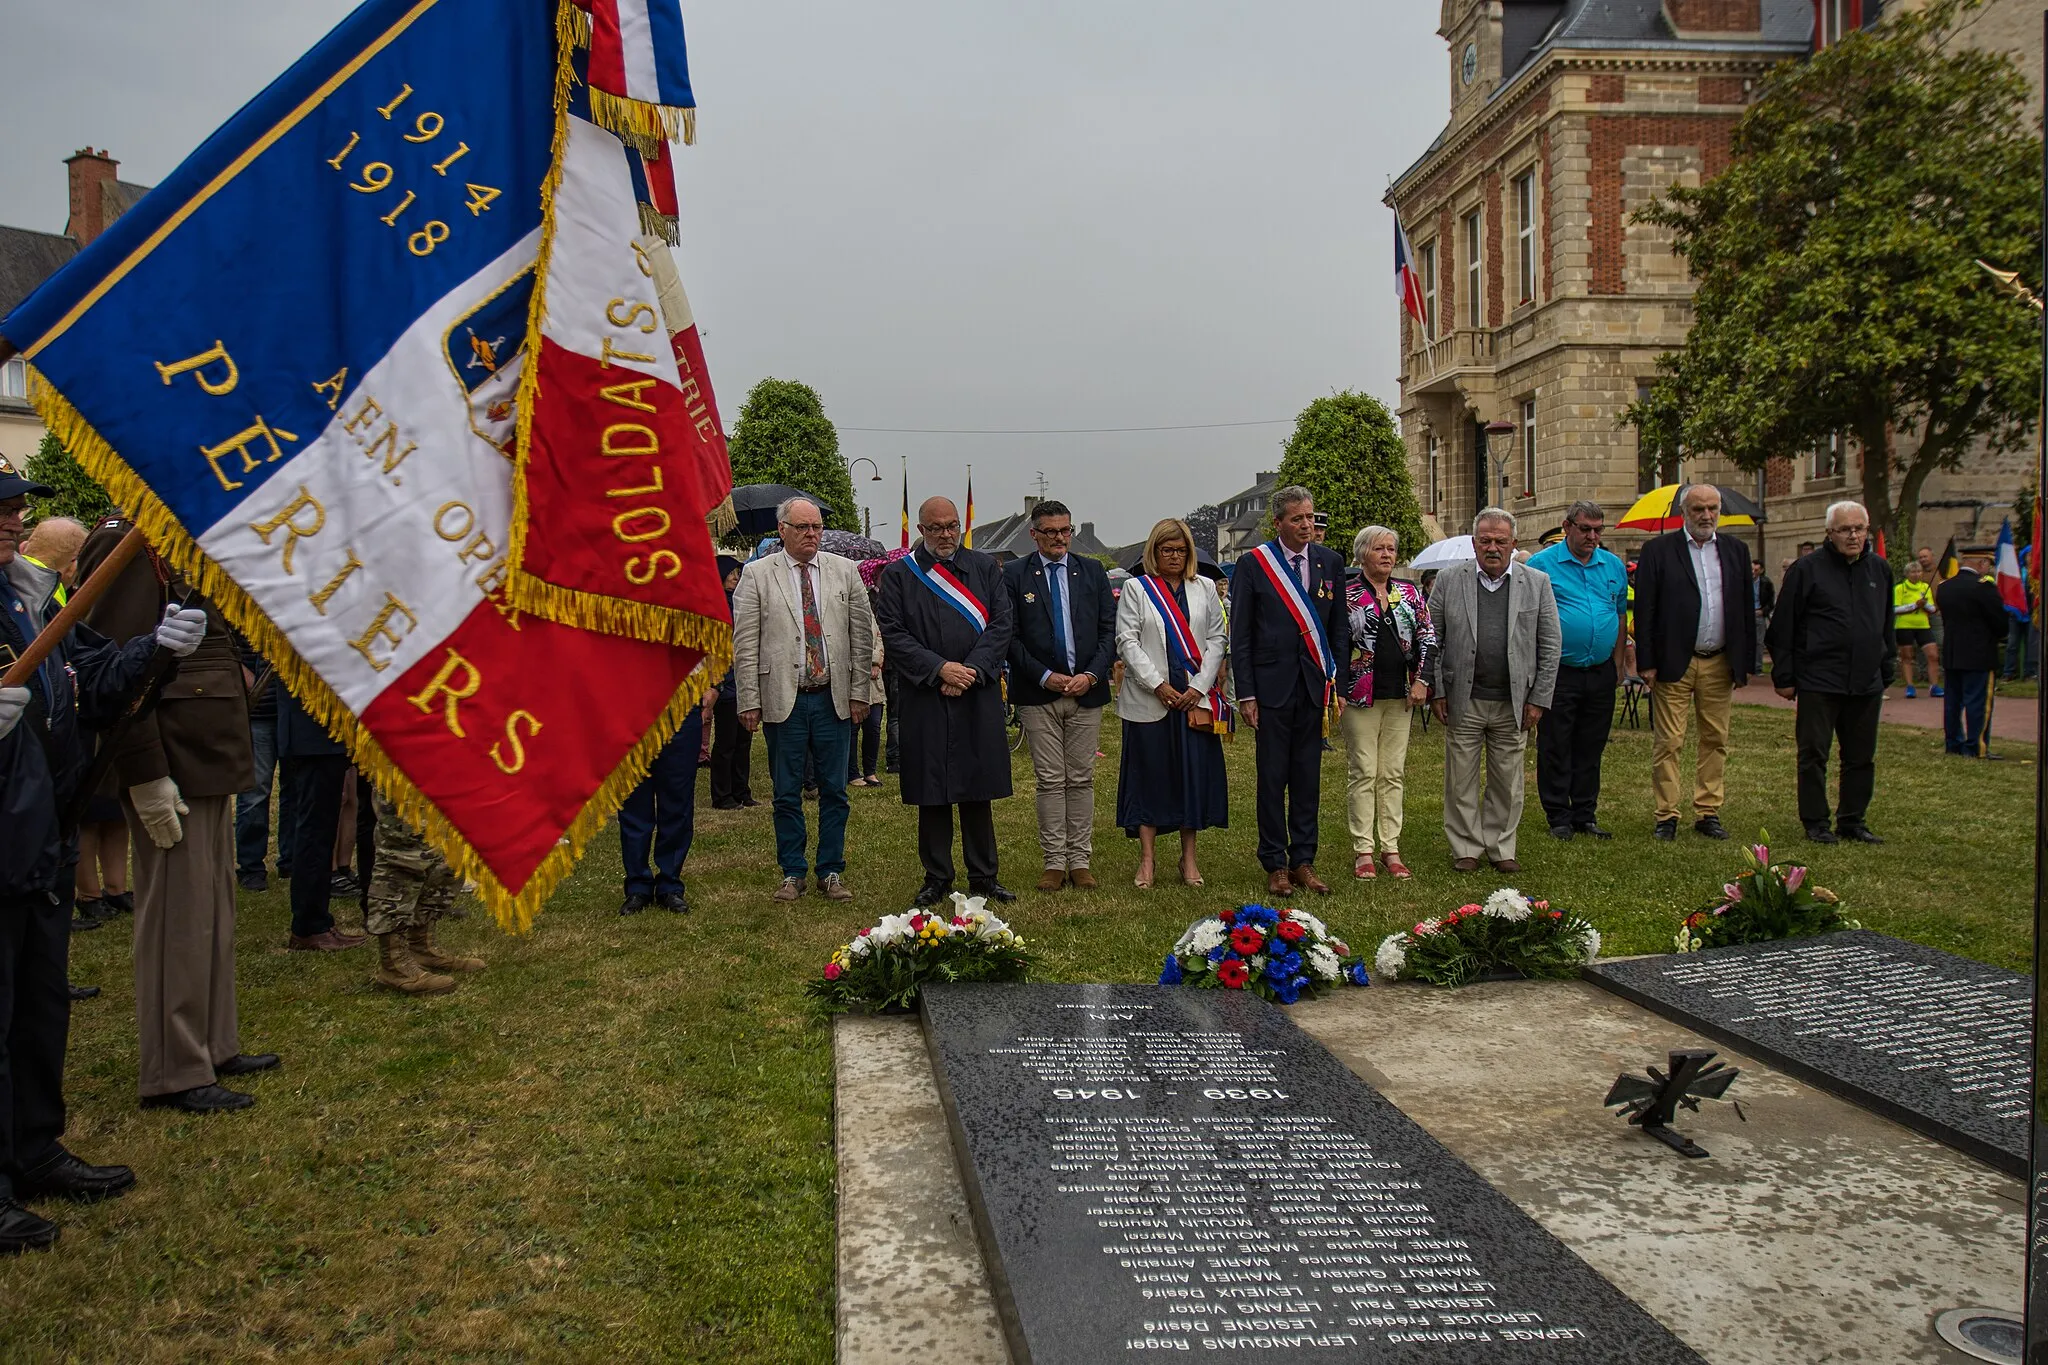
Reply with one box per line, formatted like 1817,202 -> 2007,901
1427,434 -> 1441,509
0,357 -> 24,401
1819,0 -> 1849,46
1521,399 -> 1537,496
1463,211 -> 1483,329
1514,170 -> 1537,305
1419,239 -> 1438,340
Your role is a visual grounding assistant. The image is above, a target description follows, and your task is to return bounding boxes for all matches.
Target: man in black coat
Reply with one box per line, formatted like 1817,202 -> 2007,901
1228,486 -> 1350,896
876,497 -> 1016,907
1936,551 -> 2010,757
1766,501 -> 1895,843
1633,485 -> 1758,841
1003,500 -> 1116,892
0,461 -> 191,1251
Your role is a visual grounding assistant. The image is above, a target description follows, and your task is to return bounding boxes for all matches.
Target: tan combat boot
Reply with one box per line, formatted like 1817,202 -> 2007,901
406,923 -> 485,974
374,933 -> 456,995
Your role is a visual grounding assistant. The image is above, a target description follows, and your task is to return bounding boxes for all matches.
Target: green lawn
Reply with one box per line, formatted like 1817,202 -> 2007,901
3,702 -> 2034,1361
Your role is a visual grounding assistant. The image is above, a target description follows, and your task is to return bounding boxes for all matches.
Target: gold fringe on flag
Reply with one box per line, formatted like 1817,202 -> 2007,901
28,368 -> 718,933
506,2 -> 731,656
637,202 -> 680,245
555,1 -> 697,148
707,493 -> 737,540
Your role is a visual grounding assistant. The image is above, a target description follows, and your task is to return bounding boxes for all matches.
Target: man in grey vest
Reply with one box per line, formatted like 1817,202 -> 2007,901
1425,509 -> 1560,873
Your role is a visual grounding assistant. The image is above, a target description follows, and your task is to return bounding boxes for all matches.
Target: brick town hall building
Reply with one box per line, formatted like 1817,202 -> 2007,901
1389,0 -> 2035,566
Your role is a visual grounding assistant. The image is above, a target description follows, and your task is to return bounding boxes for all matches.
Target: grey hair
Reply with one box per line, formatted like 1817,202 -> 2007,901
1271,484 -> 1314,517
1351,524 -> 1398,564
1563,499 -> 1604,525
1473,506 -> 1517,535
1824,499 -> 1869,529
1680,484 -> 1720,511
777,495 -> 822,525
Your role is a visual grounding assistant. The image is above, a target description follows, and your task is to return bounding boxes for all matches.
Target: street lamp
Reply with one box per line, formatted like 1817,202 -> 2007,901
1483,419 -> 1517,508
848,458 -> 882,538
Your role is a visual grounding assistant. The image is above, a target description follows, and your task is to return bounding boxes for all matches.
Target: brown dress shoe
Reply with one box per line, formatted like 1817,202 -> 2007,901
1291,864 -> 1331,895
1068,867 -> 1097,890
1491,858 -> 1521,874
1036,869 -> 1067,893
1451,857 -> 1481,873
1266,868 -> 1295,896
288,930 -> 366,952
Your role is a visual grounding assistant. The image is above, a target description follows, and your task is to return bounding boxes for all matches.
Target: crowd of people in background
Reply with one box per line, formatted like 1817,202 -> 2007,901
3,447 -> 2037,1253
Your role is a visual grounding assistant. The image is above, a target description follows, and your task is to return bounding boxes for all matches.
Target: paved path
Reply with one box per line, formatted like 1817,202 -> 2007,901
1733,683 -> 2038,746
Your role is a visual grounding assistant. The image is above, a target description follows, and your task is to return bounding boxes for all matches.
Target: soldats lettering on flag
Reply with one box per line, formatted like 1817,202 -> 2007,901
0,0 -> 726,929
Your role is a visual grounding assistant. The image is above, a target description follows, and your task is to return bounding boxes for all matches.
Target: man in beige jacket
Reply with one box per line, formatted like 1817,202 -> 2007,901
732,498 -> 875,901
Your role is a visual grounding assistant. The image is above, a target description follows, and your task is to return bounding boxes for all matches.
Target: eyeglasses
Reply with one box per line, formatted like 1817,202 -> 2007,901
1157,544 -> 1188,556
1567,522 -> 1604,536
781,524 -> 824,535
922,521 -> 962,534
1032,526 -> 1074,539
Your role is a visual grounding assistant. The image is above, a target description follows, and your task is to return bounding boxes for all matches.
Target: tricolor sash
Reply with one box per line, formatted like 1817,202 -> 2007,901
1137,574 -> 1202,680
1246,542 -> 1336,683
906,554 -> 988,632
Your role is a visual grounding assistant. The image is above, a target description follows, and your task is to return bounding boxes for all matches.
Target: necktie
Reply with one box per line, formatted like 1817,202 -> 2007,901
1047,560 -> 1070,671
1292,552 -> 1307,590
800,562 -> 827,685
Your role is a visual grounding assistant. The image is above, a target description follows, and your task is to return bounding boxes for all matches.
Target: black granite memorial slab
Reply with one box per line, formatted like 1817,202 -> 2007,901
922,983 -> 1706,1364
1585,929 -> 2029,1176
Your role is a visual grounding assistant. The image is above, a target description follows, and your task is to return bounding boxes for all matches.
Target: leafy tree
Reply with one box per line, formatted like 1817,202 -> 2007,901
1184,504 -> 1220,560
1271,391 -> 1425,560
24,432 -> 112,524
725,377 -> 858,532
1626,0 -> 2041,564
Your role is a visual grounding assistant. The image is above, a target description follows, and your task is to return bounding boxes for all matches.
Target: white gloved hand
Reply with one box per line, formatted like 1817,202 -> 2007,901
154,605 -> 207,658
0,686 -> 28,741
129,776 -> 189,849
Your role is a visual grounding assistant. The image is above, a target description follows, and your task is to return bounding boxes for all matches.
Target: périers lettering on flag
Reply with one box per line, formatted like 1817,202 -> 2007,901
511,66 -> 730,645
0,0 -> 715,929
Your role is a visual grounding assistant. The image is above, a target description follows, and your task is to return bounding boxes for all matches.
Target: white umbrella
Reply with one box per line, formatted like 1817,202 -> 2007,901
1407,535 -> 1474,571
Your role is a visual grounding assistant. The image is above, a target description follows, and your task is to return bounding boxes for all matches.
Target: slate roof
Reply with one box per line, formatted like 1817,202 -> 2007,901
969,507 -> 1114,562
103,179 -> 152,222
0,226 -> 80,319
1391,0 -> 1813,194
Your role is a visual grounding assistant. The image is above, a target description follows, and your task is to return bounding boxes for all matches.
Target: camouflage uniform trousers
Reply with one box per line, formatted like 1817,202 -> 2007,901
364,791 -> 460,937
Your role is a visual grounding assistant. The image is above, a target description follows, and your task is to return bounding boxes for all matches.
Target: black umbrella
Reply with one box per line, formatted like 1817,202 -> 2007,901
729,484 -> 834,536
1124,546 -> 1225,581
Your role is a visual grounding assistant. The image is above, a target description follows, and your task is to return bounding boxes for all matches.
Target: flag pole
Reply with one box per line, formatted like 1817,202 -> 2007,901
1,524 -> 148,688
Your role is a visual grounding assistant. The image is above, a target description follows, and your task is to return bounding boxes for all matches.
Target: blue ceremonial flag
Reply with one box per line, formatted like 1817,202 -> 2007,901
0,0 -> 722,928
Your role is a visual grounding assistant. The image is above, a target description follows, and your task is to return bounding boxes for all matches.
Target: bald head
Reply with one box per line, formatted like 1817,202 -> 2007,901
918,496 -> 963,559
21,516 -> 88,588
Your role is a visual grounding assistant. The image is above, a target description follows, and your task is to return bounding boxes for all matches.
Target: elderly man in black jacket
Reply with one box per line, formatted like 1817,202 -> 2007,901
1767,501 -> 1895,844
1936,551 -> 2011,757
0,460 -> 203,1251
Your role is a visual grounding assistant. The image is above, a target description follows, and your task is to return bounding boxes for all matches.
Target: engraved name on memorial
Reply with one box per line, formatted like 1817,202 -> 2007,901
923,984 -> 1703,1363
1587,930 -> 2029,1174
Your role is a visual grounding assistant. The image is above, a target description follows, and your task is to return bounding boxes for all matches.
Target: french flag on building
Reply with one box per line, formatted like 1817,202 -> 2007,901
0,0 -> 729,928
1394,210 -> 1428,326
1995,518 -> 2028,618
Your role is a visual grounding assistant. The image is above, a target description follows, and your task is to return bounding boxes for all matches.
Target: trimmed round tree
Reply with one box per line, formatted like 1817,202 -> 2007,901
24,433 -> 112,525
726,377 -> 859,532
1272,392 -> 1425,561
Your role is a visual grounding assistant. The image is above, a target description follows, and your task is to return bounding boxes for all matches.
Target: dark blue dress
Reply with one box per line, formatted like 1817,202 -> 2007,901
1115,582 -> 1228,835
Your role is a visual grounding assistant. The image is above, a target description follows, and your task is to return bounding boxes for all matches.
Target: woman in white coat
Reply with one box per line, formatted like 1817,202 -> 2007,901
1115,519 -> 1229,888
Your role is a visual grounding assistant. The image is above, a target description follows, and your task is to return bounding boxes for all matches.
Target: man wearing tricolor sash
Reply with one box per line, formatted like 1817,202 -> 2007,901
1227,487 -> 1350,897
875,497 -> 1016,908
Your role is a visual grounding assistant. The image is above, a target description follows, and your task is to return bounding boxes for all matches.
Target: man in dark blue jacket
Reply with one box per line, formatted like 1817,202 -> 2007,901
1004,501 -> 1117,892
0,458 -> 199,1252
1228,487 -> 1350,896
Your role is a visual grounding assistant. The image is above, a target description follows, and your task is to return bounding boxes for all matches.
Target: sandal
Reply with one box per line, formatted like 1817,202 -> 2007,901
1353,855 -> 1377,880
1380,854 -> 1411,880
1181,870 -> 1204,887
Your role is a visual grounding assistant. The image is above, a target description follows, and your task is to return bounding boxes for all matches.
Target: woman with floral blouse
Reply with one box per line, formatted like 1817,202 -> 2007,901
1342,526 -> 1436,879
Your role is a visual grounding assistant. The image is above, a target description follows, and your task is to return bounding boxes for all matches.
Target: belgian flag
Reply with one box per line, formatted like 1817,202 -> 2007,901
1937,537 -> 1960,580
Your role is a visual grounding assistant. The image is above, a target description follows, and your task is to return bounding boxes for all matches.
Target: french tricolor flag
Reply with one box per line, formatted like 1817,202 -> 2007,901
1394,211 -> 1428,327
1996,518 -> 2028,619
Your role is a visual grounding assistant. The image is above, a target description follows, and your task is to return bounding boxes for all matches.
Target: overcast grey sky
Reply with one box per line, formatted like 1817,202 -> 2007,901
1,0 -> 1446,546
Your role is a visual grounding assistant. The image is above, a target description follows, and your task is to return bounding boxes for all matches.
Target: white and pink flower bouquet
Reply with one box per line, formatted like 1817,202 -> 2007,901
1675,832 -> 1851,952
807,894 -> 1033,1013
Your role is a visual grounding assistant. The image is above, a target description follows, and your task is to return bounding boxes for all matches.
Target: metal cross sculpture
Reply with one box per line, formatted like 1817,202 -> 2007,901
1604,1049 -> 1741,1159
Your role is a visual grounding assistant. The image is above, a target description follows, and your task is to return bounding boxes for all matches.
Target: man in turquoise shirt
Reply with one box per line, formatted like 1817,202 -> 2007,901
1527,501 -> 1630,839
